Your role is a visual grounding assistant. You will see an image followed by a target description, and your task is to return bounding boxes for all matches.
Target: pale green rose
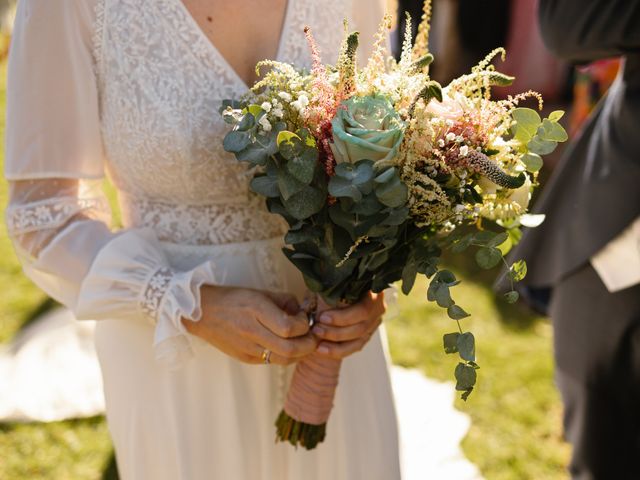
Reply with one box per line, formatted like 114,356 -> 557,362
330,95 -> 405,165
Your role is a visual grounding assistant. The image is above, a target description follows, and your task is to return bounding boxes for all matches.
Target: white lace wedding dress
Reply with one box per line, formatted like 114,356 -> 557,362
4,0 -> 403,478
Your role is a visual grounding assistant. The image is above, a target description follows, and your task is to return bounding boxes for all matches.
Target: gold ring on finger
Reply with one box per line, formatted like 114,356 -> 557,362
261,348 -> 272,365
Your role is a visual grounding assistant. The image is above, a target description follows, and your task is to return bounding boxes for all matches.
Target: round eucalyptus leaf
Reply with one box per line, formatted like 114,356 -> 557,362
443,333 -> 461,354
475,247 -> 503,269
455,363 -> 477,391
250,175 -> 280,198
223,130 -> 251,153
456,332 -> 475,362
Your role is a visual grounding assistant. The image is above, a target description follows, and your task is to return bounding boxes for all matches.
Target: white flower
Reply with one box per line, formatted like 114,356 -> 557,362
459,145 -> 469,157
508,174 -> 533,211
272,107 -> 284,118
278,92 -> 292,102
437,139 -> 446,148
297,94 -> 309,107
259,116 -> 272,132
454,204 -> 465,213
456,135 -> 464,143
260,102 -> 272,112
445,132 -> 456,142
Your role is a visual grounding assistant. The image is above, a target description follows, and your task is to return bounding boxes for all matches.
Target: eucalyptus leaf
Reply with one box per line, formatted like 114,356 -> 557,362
328,176 -> 363,201
286,147 -> 318,184
522,152 -> 544,172
375,174 -> 408,208
278,169 -> 306,201
237,113 -> 255,131
455,363 -> 477,391
434,270 -> 458,287
401,262 -> 418,295
461,388 -> 474,401
443,333 -> 460,354
374,167 -> 397,184
236,142 -> 269,166
223,130 -> 251,153
539,119 -> 568,142
282,186 -> 325,220
549,110 -> 565,122
473,231 -> 500,246
528,136 -> 558,156
457,332 -> 476,362
350,194 -> 385,215
475,247 -> 503,269
433,283 -> 454,308
250,175 -> 280,198
509,259 -> 528,282
512,108 -> 541,132
504,291 -> 520,304
487,232 -> 509,248
448,304 -> 470,320
451,234 -> 474,253
277,130 -> 301,147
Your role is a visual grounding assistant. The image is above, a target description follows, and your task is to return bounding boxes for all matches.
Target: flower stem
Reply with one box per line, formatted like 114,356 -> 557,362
275,410 -> 327,450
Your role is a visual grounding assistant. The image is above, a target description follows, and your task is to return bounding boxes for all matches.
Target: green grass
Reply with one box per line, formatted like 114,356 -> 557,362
0,56 -> 569,478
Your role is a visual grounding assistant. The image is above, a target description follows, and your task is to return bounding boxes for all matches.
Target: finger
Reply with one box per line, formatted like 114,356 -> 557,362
255,294 -> 310,338
315,334 -> 372,360
210,335 -> 263,365
263,291 -> 301,315
318,292 -> 385,327
249,343 -> 299,366
311,321 -> 369,342
314,315 -> 382,342
245,323 -> 318,360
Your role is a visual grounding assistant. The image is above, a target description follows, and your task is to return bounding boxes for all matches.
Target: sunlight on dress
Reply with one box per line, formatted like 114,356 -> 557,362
0,308 -> 483,480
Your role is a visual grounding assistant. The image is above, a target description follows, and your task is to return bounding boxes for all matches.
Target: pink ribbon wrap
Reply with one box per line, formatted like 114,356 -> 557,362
283,297 -> 344,425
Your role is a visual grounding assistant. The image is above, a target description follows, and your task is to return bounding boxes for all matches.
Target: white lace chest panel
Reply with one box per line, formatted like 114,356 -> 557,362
96,0 -> 352,244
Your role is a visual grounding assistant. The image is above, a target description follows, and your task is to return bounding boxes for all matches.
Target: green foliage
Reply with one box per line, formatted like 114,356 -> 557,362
522,152 -> 544,173
511,107 -> 568,172
476,247 -> 503,269
374,167 -> 409,208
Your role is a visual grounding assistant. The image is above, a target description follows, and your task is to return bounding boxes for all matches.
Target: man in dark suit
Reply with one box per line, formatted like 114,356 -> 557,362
514,2 -> 640,479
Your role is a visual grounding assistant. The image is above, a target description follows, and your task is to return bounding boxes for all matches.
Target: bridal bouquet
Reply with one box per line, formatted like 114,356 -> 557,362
220,4 -> 567,449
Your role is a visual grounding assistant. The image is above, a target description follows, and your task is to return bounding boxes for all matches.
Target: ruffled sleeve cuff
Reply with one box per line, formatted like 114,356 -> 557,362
74,228 -> 217,370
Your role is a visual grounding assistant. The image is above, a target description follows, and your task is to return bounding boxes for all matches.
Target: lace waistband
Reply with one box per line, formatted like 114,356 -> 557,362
119,194 -> 287,246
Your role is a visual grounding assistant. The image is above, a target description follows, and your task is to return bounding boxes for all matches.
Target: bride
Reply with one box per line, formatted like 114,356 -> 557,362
4,0 -> 402,478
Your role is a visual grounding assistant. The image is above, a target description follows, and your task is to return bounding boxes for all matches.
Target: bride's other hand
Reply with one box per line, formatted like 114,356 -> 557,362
181,285 -> 317,365
312,291 -> 385,359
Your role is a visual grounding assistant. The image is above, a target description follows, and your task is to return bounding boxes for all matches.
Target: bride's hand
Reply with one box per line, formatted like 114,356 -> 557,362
311,291 -> 385,359
181,285 -> 317,365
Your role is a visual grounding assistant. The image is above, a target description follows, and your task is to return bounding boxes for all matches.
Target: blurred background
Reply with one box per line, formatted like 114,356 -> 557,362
0,0 -> 620,478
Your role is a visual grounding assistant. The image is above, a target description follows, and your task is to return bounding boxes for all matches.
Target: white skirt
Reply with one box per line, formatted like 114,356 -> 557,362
94,237 -> 402,480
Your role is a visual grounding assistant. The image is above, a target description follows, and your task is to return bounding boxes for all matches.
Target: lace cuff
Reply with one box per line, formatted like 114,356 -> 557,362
74,228 -> 217,369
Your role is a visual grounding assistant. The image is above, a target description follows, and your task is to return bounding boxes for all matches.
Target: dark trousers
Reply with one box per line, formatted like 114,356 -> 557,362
550,264 -> 640,480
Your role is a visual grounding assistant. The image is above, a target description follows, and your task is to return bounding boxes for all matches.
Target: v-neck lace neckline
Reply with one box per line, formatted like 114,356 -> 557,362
172,0 -> 294,91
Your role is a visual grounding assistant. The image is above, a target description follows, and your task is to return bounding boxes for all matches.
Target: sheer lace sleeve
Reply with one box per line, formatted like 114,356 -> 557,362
4,0 -> 216,368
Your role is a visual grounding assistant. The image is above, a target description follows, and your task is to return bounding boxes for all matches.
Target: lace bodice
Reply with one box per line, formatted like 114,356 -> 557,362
4,0 -> 384,367
98,0 -> 352,244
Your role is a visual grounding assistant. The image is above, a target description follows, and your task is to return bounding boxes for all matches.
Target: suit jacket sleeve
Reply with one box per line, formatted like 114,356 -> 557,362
538,0 -> 640,62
